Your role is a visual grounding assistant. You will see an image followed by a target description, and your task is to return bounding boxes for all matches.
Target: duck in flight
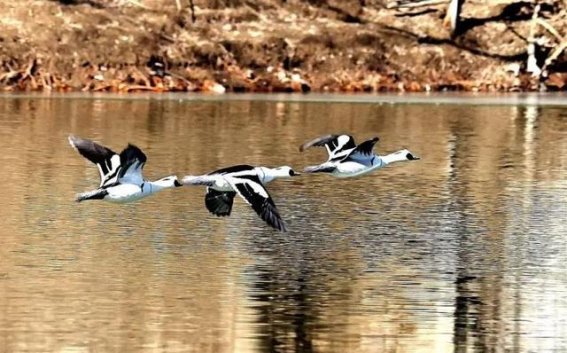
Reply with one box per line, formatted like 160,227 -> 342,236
68,135 -> 182,203
182,165 -> 300,232
300,134 -> 420,178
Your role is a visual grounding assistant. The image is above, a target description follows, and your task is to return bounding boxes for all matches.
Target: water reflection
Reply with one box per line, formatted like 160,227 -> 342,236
0,97 -> 566,353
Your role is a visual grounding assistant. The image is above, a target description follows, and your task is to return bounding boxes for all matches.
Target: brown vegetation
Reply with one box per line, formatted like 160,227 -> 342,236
0,0 -> 566,93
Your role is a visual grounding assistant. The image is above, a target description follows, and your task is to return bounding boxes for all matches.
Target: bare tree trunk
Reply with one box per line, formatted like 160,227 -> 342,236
526,4 -> 542,77
443,0 -> 462,37
175,0 -> 196,22
189,0 -> 196,22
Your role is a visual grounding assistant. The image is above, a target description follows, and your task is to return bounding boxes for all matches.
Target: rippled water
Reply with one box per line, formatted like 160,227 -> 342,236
0,95 -> 566,353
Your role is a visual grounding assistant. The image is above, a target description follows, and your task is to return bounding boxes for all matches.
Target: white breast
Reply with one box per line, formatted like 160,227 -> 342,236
105,184 -> 145,203
333,160 -> 384,178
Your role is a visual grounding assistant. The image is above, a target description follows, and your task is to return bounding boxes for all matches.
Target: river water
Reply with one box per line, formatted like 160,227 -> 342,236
0,95 -> 566,353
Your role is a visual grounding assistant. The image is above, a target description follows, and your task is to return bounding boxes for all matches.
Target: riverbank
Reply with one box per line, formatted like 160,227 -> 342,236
1,0 -> 566,93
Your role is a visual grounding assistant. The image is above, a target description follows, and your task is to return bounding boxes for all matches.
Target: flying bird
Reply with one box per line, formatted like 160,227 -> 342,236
182,165 -> 300,232
300,134 -> 420,178
68,135 -> 181,203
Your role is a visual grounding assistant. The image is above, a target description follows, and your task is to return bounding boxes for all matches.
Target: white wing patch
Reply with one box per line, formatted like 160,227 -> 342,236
337,135 -> 350,148
327,135 -> 356,161
225,176 -> 269,201
99,154 -> 121,187
245,179 -> 270,199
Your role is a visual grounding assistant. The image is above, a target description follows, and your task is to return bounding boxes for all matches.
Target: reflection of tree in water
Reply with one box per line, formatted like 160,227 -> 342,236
241,226 -> 359,353
447,115 -> 490,353
446,106 -> 544,352
248,263 -> 316,353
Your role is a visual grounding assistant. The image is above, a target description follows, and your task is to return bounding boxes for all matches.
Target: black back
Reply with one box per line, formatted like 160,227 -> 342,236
210,164 -> 255,175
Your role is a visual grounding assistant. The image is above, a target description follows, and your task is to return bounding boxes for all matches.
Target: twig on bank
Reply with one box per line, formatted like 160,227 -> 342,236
531,10 -> 567,72
0,70 -> 19,83
125,84 -> 156,91
544,41 -> 567,69
536,18 -> 563,41
132,67 -> 151,87
388,0 -> 449,9
125,0 -> 151,10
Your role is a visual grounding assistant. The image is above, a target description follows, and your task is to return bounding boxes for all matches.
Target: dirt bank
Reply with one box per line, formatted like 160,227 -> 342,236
0,0 -> 566,93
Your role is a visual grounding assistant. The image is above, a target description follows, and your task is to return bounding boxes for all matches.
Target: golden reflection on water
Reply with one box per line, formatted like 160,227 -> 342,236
0,97 -> 566,353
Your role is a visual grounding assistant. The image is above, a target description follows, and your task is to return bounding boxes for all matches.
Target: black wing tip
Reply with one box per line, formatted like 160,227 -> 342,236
299,142 -> 309,152
264,214 -> 288,232
121,143 -> 148,164
209,210 -> 231,217
68,134 -> 92,144
125,143 -> 143,153
299,134 -> 340,152
272,216 -> 288,232
68,134 -> 82,148
260,202 -> 288,232
277,222 -> 288,232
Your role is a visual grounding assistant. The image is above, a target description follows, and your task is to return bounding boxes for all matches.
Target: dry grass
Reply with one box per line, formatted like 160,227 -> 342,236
0,0 -> 565,92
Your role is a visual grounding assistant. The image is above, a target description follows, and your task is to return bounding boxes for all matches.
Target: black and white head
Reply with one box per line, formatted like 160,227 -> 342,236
155,175 -> 183,188
274,166 -> 301,178
398,149 -> 420,161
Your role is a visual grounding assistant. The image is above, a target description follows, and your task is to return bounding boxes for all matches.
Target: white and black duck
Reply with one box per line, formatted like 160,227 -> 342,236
300,134 -> 420,178
69,135 -> 181,203
182,165 -> 300,232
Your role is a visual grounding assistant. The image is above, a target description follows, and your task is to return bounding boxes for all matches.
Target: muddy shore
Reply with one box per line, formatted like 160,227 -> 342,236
1,0 -> 566,93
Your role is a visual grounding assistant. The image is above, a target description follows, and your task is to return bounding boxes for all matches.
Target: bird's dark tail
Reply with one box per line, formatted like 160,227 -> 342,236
75,189 -> 108,202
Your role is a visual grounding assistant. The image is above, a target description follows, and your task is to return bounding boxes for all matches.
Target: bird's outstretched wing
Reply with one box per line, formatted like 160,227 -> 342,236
345,137 -> 379,161
117,144 -> 147,185
181,175 -> 215,186
299,134 -> 356,161
225,175 -> 287,232
68,135 -> 121,188
209,164 -> 256,175
205,188 -> 237,217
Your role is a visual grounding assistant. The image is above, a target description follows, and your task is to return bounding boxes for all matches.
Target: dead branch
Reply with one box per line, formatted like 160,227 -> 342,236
175,0 -> 196,22
536,18 -> 563,41
544,41 -> 567,69
125,0 -> 151,10
189,0 -> 196,22
443,0 -> 463,37
388,0 -> 449,9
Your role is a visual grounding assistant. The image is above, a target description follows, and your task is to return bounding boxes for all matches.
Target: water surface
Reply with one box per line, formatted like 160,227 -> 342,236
0,96 -> 566,353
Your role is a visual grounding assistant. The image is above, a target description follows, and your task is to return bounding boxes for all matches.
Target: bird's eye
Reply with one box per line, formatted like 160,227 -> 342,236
289,170 -> 295,176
